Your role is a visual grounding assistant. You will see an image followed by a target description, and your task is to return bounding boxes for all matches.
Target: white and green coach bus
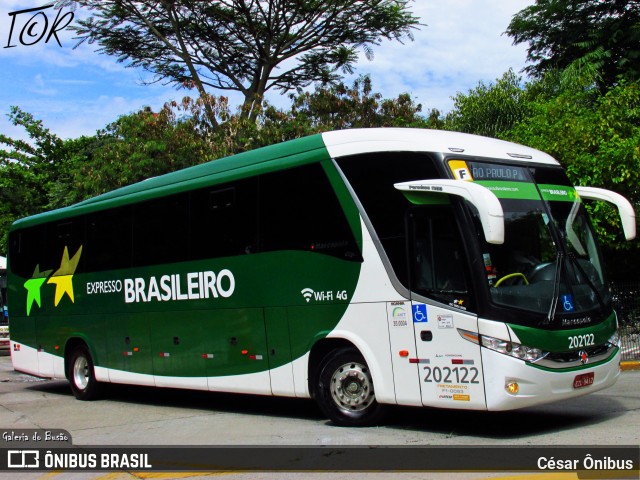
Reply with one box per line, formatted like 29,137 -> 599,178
7,128 -> 635,426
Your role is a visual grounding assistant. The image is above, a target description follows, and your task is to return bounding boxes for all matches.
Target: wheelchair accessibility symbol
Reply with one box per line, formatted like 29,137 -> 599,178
561,294 -> 574,312
412,304 -> 428,323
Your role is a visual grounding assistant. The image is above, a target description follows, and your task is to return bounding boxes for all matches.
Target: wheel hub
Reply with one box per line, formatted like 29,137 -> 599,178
330,362 -> 374,412
73,356 -> 89,391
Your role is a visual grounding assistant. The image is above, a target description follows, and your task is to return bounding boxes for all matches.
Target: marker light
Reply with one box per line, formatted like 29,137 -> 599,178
506,382 -> 520,395
399,350 -> 409,357
457,329 -> 480,344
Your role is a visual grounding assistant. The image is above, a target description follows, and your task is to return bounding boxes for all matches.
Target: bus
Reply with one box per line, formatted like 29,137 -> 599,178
0,256 -> 8,352
7,128 -> 635,426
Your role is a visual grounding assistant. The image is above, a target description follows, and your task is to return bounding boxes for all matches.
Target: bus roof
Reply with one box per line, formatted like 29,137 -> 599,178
11,128 -> 560,230
321,128 -> 559,165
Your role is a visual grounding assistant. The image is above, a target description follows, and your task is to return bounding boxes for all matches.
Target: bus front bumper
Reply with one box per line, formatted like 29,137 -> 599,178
481,347 -> 621,411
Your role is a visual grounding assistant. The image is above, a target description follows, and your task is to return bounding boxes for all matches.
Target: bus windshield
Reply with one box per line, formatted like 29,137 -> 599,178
466,162 -> 610,318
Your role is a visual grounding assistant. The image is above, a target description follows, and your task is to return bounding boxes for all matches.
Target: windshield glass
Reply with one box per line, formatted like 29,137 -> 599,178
452,160 -> 610,317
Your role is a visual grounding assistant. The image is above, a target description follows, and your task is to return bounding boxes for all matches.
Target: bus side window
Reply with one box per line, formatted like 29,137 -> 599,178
8,226 -> 47,278
46,219 -> 85,273
85,206 -> 132,272
259,163 -> 361,261
133,193 -> 189,267
189,178 -> 259,260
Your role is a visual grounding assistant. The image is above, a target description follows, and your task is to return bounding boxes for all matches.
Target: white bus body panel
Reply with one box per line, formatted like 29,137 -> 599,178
413,304 -> 486,409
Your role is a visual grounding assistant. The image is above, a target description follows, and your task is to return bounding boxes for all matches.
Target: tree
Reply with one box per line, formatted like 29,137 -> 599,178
287,75 -> 435,132
0,107 -> 71,252
506,0 -> 640,89
70,0 -> 420,122
64,100 -> 221,200
444,69 -> 530,138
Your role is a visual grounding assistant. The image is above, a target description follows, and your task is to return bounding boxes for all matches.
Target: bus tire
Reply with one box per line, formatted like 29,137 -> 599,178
67,344 -> 101,401
316,347 -> 386,427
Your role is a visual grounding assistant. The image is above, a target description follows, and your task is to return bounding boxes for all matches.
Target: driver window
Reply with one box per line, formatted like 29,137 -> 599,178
407,206 -> 473,312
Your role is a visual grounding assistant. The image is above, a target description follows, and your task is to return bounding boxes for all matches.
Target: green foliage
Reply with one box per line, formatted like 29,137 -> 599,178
288,75 -> 437,132
444,69 -> 530,137
506,0 -> 640,89
67,99 -> 223,199
0,107 -> 70,253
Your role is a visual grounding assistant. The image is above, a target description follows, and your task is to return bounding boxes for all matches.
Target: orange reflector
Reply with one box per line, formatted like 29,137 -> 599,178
399,350 -> 409,357
133,347 -> 139,352
506,382 -> 519,395
241,350 -> 249,355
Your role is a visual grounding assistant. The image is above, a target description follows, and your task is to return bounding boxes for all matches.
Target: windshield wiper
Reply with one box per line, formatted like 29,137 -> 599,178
546,251 -> 563,324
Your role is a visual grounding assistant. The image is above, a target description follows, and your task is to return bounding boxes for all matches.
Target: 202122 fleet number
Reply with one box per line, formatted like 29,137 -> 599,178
568,333 -> 595,349
423,366 -> 480,384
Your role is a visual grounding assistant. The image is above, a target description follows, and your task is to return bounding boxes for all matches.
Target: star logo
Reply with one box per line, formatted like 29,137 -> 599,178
47,246 -> 83,306
24,265 -> 52,316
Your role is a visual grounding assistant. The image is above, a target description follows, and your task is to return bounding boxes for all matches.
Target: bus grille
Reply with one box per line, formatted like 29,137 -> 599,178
534,344 -> 616,369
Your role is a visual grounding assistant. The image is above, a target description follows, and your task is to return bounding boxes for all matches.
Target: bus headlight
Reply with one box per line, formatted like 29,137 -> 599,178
457,329 -> 547,363
480,334 -> 546,362
607,331 -> 620,348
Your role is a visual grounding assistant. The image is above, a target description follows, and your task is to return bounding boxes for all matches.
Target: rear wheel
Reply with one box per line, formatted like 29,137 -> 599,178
316,347 -> 386,426
67,344 -> 101,400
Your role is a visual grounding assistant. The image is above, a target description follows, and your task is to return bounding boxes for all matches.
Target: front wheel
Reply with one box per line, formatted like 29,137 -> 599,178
316,348 -> 387,427
67,344 -> 101,400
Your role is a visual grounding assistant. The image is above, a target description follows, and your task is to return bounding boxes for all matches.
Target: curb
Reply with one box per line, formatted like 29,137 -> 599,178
620,361 -> 640,371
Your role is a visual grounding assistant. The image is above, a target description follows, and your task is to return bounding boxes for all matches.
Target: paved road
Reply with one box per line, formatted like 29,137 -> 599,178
0,355 -> 638,479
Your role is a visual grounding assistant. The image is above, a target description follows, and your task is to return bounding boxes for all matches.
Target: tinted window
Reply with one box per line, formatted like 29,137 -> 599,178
133,193 -> 189,266
260,163 -> 361,261
10,162 -> 361,277
8,225 -> 47,278
336,152 -> 442,284
190,178 -> 258,259
45,218 -> 85,274
85,206 -> 132,271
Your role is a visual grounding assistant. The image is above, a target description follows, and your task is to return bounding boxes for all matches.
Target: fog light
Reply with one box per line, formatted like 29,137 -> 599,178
506,382 -> 519,395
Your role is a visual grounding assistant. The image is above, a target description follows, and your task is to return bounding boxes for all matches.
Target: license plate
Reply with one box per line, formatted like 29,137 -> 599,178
573,372 -> 594,389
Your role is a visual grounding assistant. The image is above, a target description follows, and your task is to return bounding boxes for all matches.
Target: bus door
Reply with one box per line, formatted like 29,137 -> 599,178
406,206 -> 486,409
